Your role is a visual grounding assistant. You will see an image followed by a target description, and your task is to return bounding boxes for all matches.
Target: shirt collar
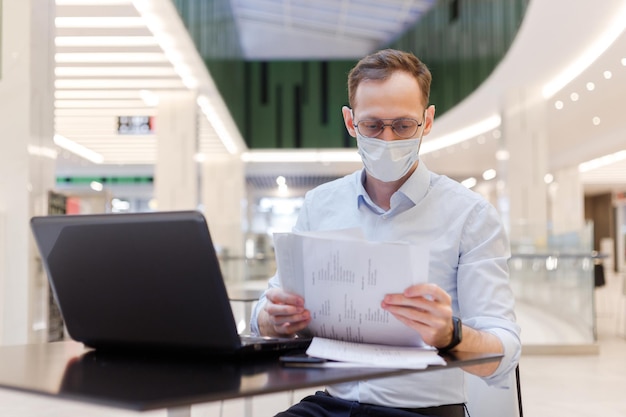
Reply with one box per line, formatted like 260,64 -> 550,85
356,160 -> 431,211
398,159 -> 431,204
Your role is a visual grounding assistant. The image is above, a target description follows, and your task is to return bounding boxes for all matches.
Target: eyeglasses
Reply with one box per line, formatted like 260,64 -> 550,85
354,118 -> 423,139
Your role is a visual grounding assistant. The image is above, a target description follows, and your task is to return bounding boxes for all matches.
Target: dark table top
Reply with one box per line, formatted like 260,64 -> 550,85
0,341 -> 502,411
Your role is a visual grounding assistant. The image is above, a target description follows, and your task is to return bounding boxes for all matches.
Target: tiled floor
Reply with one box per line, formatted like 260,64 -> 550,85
519,271 -> 626,417
1,273 -> 624,417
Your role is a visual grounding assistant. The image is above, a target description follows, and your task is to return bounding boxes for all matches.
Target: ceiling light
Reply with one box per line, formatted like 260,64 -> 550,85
55,36 -> 158,47
241,150 -> 361,163
278,184 -> 289,196
570,92 -> 579,101
622,58 -> 626,66
55,67 -> 177,77
554,100 -> 564,109
482,169 -> 496,181
55,108 -> 154,117
55,100 -> 146,108
197,95 -> 239,154
495,150 -> 510,161
112,198 -> 131,211
603,70 -> 612,79
586,82 -> 595,91
55,79 -> 185,89
592,116 -> 601,126
461,177 -> 477,189
133,0 -> 248,156
55,52 -> 168,63
139,90 -> 159,106
54,134 -> 104,164
543,173 -> 554,184
55,17 -> 145,28
56,0 -> 132,5
541,2 -> 626,98
421,114 -> 501,154
27,145 -> 58,159
55,90 -> 142,99
578,150 -> 626,172
90,181 -> 104,192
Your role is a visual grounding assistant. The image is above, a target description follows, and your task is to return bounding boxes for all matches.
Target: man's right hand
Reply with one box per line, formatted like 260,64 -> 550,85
258,288 -> 311,337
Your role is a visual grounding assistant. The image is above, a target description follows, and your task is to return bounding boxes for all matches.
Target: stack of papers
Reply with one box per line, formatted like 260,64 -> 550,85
274,229 -> 442,368
304,337 -> 446,369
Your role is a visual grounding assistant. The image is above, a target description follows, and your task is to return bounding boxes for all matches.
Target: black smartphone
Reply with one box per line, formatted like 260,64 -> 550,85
279,353 -> 327,364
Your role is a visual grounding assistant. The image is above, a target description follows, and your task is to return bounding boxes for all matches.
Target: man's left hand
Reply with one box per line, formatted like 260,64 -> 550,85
381,283 -> 454,348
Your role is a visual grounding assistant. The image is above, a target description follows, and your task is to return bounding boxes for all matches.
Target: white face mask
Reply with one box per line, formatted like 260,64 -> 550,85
354,110 -> 426,182
357,135 -> 422,182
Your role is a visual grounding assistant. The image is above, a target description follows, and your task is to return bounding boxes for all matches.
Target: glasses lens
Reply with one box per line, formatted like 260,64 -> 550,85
357,120 -> 384,138
356,119 -> 420,138
391,119 -> 419,138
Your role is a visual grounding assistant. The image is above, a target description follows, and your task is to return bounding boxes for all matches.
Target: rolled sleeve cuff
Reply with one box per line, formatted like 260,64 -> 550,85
464,317 -> 521,388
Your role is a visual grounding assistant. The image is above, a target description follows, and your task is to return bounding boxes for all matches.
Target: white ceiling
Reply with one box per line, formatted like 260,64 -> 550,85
54,0 -> 245,175
233,0 -> 437,59
420,0 -> 626,196
53,0 -> 626,197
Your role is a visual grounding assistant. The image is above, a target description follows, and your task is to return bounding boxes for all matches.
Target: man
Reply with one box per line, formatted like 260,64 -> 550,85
250,49 -> 521,417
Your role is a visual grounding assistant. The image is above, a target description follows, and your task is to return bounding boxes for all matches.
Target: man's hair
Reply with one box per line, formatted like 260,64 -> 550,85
347,49 -> 432,108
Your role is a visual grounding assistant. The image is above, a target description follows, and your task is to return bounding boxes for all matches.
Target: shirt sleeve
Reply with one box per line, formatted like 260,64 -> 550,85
457,200 -> 521,387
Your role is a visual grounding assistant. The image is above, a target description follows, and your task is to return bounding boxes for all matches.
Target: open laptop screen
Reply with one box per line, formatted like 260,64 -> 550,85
31,211 -> 243,353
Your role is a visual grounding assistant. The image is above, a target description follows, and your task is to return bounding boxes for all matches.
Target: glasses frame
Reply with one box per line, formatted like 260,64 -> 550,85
353,117 -> 423,139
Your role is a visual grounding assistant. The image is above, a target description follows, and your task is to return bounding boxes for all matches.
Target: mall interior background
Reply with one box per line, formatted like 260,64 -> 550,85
1,0 -> 625,366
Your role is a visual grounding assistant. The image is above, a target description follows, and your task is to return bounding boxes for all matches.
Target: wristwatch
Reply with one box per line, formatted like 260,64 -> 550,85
438,316 -> 462,352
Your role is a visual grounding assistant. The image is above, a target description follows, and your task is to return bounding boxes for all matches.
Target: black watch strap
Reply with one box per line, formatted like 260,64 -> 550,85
438,316 -> 462,352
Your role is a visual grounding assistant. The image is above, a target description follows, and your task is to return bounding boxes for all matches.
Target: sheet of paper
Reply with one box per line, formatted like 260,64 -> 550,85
274,229 -> 430,347
305,337 -> 445,369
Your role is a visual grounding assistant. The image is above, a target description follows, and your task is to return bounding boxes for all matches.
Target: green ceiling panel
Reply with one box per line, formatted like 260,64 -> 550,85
172,0 -> 529,150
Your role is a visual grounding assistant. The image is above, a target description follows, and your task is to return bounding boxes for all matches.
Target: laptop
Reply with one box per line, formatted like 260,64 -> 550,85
30,210 -> 311,357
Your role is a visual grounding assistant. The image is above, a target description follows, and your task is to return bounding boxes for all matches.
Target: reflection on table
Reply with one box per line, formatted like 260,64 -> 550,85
0,341 -> 502,411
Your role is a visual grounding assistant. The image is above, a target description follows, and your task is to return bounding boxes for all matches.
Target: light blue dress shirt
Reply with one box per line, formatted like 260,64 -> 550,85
250,161 -> 521,408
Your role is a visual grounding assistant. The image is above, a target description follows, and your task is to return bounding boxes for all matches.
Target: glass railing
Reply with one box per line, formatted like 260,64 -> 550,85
218,254 -> 276,285
509,221 -> 598,351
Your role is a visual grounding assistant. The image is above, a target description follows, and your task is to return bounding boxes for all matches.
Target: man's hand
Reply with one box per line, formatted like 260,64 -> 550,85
383,283 -> 505,376
381,283 -> 454,348
258,288 -> 311,337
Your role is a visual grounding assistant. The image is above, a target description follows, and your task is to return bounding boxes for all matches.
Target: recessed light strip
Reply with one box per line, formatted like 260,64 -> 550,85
55,17 -> 145,28
239,114 -> 502,163
55,67 -> 177,77
578,150 -> 626,172
56,0 -> 132,5
131,0 -> 249,154
54,134 -> 104,164
55,79 -> 185,89
55,36 -> 158,47
241,150 -> 361,163
421,114 -> 501,154
197,95 -> 239,155
55,52 -> 168,63
542,3 -> 626,99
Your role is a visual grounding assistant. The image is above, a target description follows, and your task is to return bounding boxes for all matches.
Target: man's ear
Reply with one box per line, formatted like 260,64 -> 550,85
422,104 -> 436,136
342,106 -> 357,137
